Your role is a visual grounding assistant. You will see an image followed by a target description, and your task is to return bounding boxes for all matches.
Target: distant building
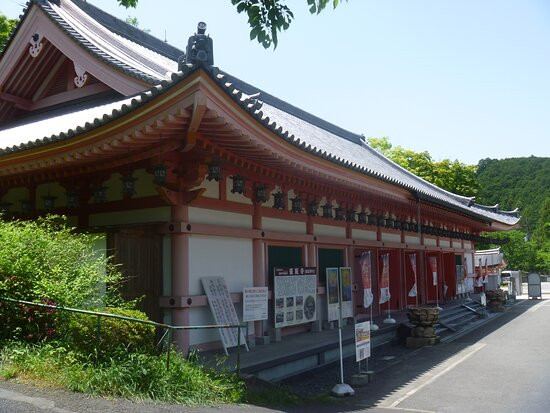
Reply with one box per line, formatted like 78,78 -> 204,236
0,0 -> 520,352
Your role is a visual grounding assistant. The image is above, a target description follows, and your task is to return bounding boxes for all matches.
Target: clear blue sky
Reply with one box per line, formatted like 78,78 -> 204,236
3,0 -> 549,165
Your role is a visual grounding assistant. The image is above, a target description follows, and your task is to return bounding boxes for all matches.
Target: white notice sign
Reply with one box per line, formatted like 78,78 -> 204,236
243,287 -> 268,322
355,321 -> 371,362
201,277 -> 246,352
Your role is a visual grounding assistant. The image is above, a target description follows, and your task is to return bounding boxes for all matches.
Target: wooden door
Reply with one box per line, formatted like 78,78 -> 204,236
107,229 -> 163,322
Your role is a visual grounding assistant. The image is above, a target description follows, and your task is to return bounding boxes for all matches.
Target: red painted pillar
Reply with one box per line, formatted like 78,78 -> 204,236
172,203 -> 190,352
252,203 -> 265,338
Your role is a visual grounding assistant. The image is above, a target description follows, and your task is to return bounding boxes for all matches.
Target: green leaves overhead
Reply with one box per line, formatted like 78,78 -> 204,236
117,0 -> 139,8
232,0 -> 343,49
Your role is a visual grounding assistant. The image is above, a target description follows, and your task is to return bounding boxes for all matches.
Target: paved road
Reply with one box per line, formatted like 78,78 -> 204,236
1,297 -> 550,412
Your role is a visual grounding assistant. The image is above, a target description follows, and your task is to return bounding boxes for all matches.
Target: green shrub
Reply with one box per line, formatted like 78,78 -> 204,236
62,308 -> 155,356
0,342 -> 245,405
0,216 -> 127,342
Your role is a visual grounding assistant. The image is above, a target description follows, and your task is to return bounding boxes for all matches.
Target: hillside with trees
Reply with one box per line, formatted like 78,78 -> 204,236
368,137 -> 550,273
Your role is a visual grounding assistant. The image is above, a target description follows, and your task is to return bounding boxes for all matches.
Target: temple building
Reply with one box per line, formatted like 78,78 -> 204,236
0,0 -> 519,352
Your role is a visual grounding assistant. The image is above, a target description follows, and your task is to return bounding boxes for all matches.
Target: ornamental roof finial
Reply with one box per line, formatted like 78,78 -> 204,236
179,22 -> 213,70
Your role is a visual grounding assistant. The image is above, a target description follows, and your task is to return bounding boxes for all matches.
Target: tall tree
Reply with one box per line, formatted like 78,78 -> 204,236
0,13 -> 17,51
367,137 -> 479,197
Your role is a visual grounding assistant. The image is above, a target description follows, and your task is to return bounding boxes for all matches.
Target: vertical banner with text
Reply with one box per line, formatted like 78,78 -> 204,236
360,252 -> 373,308
429,256 -> 438,286
408,254 -> 417,297
379,253 -> 391,304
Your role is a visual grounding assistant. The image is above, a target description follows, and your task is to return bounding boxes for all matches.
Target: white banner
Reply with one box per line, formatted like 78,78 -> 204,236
243,287 -> 268,322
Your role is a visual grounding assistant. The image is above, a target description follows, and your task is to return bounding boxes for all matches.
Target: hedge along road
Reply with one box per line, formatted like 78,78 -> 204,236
1,297 -> 550,412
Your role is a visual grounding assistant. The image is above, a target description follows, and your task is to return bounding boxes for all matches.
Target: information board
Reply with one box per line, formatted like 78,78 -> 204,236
355,321 -> 371,362
201,277 -> 247,353
327,267 -> 354,322
273,267 -> 317,328
243,287 -> 268,322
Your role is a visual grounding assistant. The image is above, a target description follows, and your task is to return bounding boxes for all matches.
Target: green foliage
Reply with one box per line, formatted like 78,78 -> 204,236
62,308 -> 155,357
476,157 -> 550,273
0,342 -> 245,404
0,13 -> 18,51
476,157 -> 550,232
367,136 -> 479,197
124,15 -> 150,33
0,216 -> 126,341
117,0 -> 138,7
231,0 -> 343,49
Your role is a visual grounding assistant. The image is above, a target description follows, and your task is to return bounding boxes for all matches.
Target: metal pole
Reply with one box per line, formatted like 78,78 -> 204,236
237,325 -> 241,376
166,328 -> 172,370
95,315 -> 101,362
338,271 -> 344,385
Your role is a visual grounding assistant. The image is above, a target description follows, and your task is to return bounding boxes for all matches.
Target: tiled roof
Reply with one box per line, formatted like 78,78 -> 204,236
0,0 -> 520,226
35,0 -> 177,83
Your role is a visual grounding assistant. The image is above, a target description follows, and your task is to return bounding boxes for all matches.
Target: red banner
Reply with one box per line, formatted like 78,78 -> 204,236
429,256 -> 438,286
360,252 -> 372,289
379,253 -> 390,304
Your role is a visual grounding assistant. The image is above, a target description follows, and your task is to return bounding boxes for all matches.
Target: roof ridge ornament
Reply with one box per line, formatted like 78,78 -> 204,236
179,22 -> 213,70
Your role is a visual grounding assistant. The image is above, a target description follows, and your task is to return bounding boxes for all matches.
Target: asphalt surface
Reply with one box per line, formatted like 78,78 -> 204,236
1,294 -> 549,412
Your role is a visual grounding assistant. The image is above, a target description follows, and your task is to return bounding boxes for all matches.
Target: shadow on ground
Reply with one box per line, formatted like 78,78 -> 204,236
251,298 -> 542,413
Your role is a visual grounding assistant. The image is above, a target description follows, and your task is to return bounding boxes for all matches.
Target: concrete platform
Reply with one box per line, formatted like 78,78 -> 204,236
200,295 -> 489,382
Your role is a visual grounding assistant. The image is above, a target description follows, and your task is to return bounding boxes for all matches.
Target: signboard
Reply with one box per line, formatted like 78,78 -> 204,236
360,252 -> 373,308
327,267 -> 353,321
201,277 -> 247,352
274,267 -> 317,328
340,267 -> 353,319
355,321 -> 371,362
326,267 -> 339,321
243,287 -> 268,322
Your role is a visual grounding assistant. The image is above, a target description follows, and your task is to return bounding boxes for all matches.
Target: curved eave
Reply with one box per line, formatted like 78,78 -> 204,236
0,63 -> 521,229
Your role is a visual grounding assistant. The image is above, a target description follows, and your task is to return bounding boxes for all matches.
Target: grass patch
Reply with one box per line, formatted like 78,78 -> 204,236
0,341 -> 245,405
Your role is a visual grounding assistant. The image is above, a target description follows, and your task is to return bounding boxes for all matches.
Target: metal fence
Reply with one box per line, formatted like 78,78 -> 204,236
0,296 -> 244,374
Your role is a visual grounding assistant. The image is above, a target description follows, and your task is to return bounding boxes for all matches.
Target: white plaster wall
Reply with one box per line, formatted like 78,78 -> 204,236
314,223 -> 345,238
102,173 -> 123,203
134,168 -> 157,198
381,232 -> 401,243
189,304 -> 254,347
226,179 -> 252,204
262,217 -> 306,233
440,239 -> 450,248
89,207 -> 170,226
465,252 -> 474,274
352,229 -> 377,241
424,237 -> 437,247
188,235 -> 253,295
464,241 -> 472,250
35,182 -> 66,209
405,235 -> 420,245
2,187 -> 29,210
452,239 -> 462,248
188,235 -> 254,345
201,178 -> 220,199
188,207 -> 251,228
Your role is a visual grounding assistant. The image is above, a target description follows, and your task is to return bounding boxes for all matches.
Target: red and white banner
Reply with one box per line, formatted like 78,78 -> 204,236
379,253 -> 390,304
429,256 -> 438,286
408,254 -> 417,297
360,251 -> 373,308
